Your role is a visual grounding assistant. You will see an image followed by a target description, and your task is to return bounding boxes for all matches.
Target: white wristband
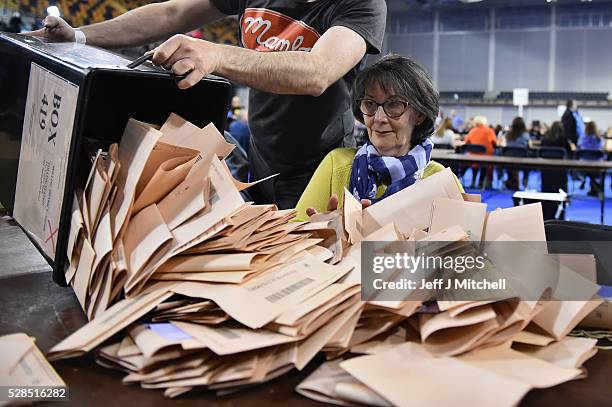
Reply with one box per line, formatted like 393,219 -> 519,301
74,29 -> 86,44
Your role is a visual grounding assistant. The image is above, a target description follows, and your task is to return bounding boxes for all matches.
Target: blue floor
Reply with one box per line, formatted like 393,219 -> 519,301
460,169 -> 612,225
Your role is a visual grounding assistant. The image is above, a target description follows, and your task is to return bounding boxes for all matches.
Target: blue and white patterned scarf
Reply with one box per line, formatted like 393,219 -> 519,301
349,139 -> 433,203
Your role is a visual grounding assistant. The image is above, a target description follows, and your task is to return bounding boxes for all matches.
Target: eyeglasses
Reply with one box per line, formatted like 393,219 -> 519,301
357,98 -> 409,118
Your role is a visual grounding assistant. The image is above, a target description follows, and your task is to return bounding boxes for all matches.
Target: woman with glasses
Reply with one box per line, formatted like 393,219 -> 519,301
294,54 -> 461,221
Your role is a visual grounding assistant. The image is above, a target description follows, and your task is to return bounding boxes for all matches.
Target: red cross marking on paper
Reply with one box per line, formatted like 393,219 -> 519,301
45,219 -> 58,252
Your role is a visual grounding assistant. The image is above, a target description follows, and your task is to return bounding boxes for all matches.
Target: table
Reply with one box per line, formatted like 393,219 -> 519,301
431,150 -> 612,224
1,217 -> 612,406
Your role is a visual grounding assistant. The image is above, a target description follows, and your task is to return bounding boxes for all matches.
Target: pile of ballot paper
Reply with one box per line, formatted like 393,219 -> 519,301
49,114 -> 604,404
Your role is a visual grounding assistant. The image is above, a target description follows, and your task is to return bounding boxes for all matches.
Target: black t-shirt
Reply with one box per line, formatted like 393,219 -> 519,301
210,0 -> 386,177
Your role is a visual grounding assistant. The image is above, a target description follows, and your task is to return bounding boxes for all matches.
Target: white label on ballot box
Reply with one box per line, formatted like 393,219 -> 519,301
13,63 -> 79,259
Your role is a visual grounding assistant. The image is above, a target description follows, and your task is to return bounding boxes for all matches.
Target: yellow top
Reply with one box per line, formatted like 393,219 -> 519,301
294,147 -> 464,222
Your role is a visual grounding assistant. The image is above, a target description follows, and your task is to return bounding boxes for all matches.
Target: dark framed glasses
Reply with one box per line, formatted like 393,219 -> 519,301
357,98 -> 409,118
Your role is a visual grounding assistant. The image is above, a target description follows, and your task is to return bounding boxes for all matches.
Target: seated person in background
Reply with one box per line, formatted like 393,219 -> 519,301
539,122 -> 569,217
494,124 -> 503,138
578,121 -> 604,151
431,117 -> 456,147
463,115 -> 496,188
294,54 -> 462,221
529,120 -> 543,140
229,110 -> 250,155
541,121 -> 573,152
464,116 -> 496,153
540,122 -> 549,139
504,117 -> 531,148
462,117 -> 475,134
577,121 -> 604,197
503,116 -> 531,190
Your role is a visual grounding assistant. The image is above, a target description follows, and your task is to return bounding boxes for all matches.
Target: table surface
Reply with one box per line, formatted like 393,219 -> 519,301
1,217 -> 611,407
431,150 -> 612,171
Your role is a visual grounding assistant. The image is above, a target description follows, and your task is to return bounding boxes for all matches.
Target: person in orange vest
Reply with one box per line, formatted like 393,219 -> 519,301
464,115 -> 497,188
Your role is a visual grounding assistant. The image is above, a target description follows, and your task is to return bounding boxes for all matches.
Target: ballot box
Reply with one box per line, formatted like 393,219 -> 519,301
0,33 -> 231,286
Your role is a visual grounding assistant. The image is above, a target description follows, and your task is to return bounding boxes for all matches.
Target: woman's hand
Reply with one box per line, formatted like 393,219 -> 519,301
306,194 -> 338,217
306,194 -> 371,217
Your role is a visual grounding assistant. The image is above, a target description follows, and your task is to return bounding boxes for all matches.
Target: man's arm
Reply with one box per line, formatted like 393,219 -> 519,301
30,0 -> 225,48
153,26 -> 367,95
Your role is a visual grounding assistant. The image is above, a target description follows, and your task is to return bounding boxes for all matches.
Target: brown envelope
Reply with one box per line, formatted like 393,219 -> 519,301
85,153 -> 111,238
271,283 -> 360,336
362,167 -> 463,237
419,305 -> 500,356
297,360 -> 392,407
89,208 -> 113,295
132,153 -> 198,214
462,193 -> 482,203
129,323 -> 205,358
173,321 -> 299,356
513,336 -> 598,369
340,343 -> 530,407
429,198 -> 487,241
512,324 -> 556,346
0,333 -> 36,375
484,203 -> 546,242
158,252 -> 272,273
343,187 -> 364,244
72,238 -> 96,311
170,157 -> 244,247
533,300 -> 602,340
304,212 -> 344,264
295,301 -> 365,370
459,344 -> 582,388
160,113 -> 235,161
158,174 -> 210,231
151,263 -> 279,284
0,333 -> 65,387
123,203 -> 173,280
171,253 -> 354,329
47,284 -> 175,360
110,119 -> 163,240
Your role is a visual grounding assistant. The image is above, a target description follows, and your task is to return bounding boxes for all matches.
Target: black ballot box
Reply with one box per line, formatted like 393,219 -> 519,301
0,33 -> 231,286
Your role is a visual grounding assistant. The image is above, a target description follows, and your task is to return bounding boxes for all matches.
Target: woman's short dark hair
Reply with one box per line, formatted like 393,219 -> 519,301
352,54 -> 439,147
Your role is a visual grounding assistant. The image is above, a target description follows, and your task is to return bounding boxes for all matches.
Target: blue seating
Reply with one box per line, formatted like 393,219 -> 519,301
501,147 -> 529,190
461,144 -> 487,154
433,143 -> 453,150
460,144 -> 489,189
501,146 -> 528,157
576,149 -> 605,161
537,147 -> 567,159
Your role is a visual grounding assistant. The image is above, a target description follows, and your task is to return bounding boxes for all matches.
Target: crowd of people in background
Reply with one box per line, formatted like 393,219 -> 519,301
229,93 -> 610,198
428,99 -> 611,196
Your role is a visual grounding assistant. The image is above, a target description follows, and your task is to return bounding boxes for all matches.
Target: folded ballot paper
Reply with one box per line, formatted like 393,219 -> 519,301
1,333 -> 65,401
53,117 -> 606,403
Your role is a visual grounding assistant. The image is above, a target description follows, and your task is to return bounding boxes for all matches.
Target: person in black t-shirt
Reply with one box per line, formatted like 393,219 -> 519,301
32,0 -> 387,209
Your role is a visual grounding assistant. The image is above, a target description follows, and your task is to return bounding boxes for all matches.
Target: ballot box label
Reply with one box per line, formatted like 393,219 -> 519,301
13,63 -> 79,259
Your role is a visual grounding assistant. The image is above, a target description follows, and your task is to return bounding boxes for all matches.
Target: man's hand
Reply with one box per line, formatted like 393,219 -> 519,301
152,34 -> 222,89
306,194 -> 371,218
28,16 -> 76,42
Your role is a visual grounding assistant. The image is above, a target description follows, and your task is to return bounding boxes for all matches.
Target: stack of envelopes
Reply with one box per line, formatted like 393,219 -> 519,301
64,112 -> 330,319
51,115 -> 604,403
